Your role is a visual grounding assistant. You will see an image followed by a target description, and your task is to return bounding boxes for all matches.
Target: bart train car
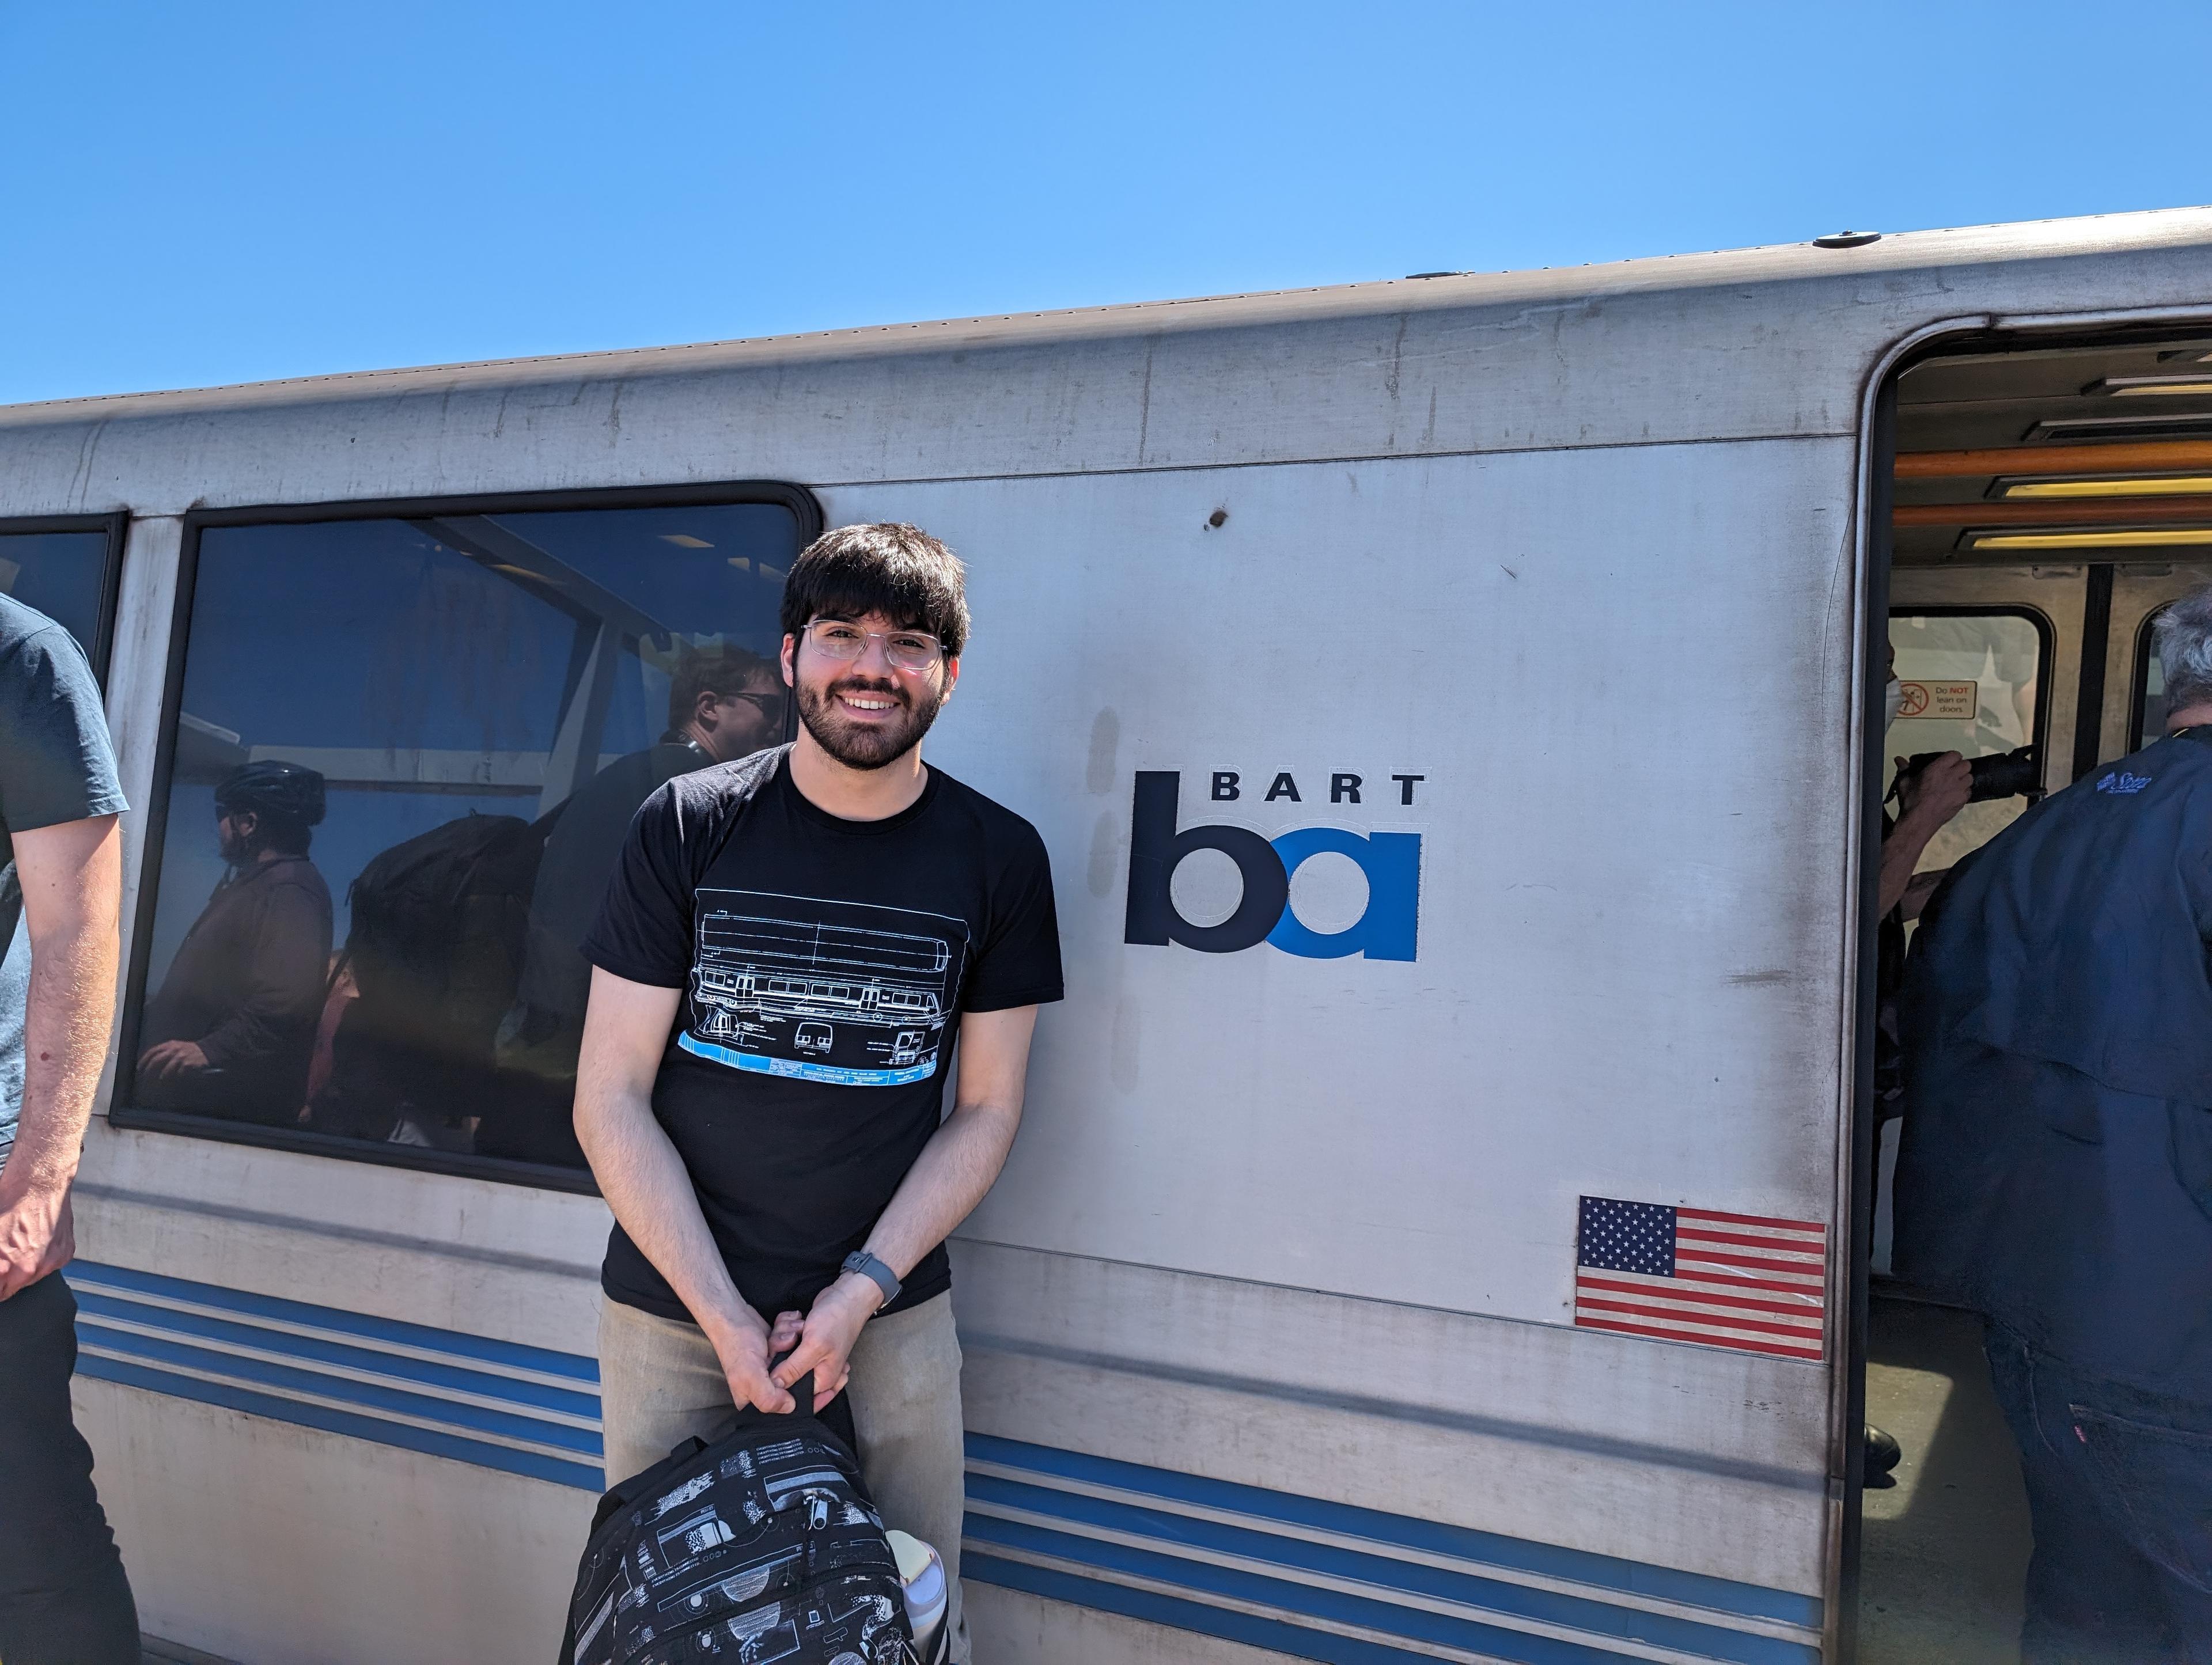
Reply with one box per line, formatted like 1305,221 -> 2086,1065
2,206 -> 2208,1664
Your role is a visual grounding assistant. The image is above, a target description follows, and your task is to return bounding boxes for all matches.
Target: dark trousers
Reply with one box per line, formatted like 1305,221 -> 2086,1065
0,1272 -> 139,1664
1985,1322 -> 2212,1664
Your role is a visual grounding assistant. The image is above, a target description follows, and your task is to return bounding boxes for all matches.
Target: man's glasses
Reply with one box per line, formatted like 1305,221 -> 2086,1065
803,619 -> 945,674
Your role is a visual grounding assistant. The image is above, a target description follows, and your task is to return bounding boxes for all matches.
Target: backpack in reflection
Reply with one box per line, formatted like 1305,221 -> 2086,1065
561,1378 -> 915,1665
315,813 -> 546,1139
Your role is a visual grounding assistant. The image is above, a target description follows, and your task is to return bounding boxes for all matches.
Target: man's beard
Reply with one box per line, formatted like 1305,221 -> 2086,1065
796,673 -> 944,770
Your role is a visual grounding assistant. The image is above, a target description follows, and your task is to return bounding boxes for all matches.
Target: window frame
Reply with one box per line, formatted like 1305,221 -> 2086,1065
112,480 -> 824,1194
2129,605 -> 2169,755
1886,602 -> 2057,769
0,512 -> 131,684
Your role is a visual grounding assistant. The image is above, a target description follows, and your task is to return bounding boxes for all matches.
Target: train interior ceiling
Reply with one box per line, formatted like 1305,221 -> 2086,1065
1861,327 -> 2212,1663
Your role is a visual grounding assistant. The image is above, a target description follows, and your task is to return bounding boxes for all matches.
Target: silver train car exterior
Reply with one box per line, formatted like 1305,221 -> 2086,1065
3,206 -> 2209,1664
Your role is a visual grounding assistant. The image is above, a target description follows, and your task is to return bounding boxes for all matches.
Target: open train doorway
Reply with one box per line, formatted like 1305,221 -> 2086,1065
1858,325 -> 2212,1662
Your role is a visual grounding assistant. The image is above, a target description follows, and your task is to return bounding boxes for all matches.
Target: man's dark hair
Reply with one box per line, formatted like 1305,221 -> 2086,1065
779,524 -> 969,662
667,642 -> 777,733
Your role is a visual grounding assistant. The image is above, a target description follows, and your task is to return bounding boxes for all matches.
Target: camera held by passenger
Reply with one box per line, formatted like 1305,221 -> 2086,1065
1897,745 -> 2043,806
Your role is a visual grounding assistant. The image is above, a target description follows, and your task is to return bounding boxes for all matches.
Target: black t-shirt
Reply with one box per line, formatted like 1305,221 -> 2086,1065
582,745 -> 1063,1323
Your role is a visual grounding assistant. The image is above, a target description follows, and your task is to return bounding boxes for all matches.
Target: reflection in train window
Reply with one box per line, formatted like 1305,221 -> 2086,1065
0,524 -> 120,683
1884,609 -> 2051,875
124,498 -> 808,1178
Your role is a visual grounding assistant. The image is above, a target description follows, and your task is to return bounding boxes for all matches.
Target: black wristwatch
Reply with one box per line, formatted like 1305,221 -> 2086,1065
841,1250 -> 901,1311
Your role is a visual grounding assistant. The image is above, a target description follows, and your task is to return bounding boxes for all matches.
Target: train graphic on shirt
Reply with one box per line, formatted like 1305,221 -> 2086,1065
677,888 -> 968,1086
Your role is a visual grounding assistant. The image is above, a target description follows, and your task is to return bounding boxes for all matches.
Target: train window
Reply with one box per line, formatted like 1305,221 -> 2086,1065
118,489 -> 818,1187
0,518 -> 126,684
1884,609 -> 2052,874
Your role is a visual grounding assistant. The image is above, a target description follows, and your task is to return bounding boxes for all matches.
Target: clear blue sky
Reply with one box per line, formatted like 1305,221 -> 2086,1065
5,0 -> 2208,405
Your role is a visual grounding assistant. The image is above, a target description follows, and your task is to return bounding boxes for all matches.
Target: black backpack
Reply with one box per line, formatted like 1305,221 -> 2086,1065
343,810 -> 548,1057
309,811 -> 553,1142
562,1377 -> 915,1665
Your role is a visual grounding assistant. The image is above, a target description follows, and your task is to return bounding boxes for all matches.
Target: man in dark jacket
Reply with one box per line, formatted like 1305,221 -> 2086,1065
506,644 -> 783,1072
1895,585 -> 2212,1663
137,761 -> 332,1125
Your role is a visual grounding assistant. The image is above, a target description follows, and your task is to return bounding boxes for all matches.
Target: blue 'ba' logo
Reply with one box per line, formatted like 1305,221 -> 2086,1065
1122,771 -> 1421,959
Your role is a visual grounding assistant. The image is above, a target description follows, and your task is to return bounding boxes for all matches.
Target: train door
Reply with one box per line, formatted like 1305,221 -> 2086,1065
1860,328 -> 2212,1662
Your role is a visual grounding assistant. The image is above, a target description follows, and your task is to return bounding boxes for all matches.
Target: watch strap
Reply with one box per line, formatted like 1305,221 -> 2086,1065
842,1250 -> 902,1310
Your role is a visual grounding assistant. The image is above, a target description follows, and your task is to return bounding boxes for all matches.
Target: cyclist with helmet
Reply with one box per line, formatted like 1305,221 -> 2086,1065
137,760 -> 332,1124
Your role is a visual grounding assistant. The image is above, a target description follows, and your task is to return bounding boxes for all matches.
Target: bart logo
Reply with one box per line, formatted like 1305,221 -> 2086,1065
1121,772 -> 1420,960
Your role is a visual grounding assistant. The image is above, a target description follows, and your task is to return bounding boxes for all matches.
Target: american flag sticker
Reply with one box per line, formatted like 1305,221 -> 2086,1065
1574,1196 -> 1828,1361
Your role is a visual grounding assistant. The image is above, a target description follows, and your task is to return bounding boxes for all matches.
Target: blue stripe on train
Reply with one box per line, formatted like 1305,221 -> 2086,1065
968,1433 -> 1821,1632
76,1320 -> 603,1456
967,1473 -> 1811,1665
972,1515 -> 1797,1665
73,1287 -> 601,1419
971,1550 -> 1527,1665
68,1260 -> 598,1381
74,1352 -> 605,1492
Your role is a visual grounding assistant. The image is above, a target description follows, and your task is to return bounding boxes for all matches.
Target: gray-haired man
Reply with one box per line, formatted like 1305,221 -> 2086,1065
1896,583 -> 2212,1662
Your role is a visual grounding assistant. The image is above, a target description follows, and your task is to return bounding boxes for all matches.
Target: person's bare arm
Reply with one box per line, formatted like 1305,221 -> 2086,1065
772,1004 -> 1040,1408
1878,752 -> 1972,917
0,814 -> 122,1299
573,966 -> 793,1413
1898,867 -> 1950,922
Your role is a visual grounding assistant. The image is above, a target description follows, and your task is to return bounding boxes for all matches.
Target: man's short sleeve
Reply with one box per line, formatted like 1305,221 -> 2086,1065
0,625 -> 126,846
580,784 -> 697,988
962,828 -> 1065,1012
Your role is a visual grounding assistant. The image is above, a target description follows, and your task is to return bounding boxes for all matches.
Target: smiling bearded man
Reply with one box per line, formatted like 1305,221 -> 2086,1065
572,522 -> 1064,1665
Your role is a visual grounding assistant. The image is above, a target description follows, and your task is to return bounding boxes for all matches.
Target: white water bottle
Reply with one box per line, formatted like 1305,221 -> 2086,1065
885,1530 -> 946,1661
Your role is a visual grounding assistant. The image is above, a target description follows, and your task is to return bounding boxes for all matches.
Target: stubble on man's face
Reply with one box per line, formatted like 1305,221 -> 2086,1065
794,659 -> 946,770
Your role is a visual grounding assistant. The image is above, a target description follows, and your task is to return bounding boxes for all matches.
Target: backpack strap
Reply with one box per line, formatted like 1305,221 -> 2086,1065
721,1367 -> 819,1433
590,1367 -> 827,1534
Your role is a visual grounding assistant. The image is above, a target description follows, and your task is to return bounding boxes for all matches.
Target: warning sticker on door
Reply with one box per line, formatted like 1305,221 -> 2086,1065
1896,680 -> 1976,720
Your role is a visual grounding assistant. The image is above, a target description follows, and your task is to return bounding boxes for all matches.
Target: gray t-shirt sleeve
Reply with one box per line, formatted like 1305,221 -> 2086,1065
0,624 -> 127,852
0,621 -> 123,1170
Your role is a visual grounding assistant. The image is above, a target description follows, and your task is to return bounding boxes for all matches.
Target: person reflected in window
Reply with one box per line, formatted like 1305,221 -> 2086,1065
137,761 -> 332,1125
488,646 -> 783,1160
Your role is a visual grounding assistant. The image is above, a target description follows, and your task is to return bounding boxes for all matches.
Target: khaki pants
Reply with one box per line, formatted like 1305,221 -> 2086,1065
599,1292 -> 970,1663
